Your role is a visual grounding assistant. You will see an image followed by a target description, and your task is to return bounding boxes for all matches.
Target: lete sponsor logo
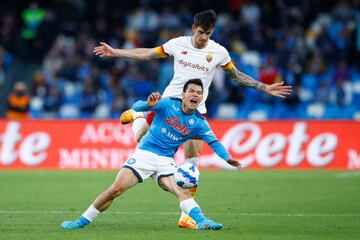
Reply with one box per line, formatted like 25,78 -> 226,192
165,117 -> 191,135
200,122 -> 339,169
0,121 -> 51,166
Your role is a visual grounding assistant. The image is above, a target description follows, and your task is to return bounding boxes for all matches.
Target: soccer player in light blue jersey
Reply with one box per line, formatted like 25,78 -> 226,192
61,79 -> 241,230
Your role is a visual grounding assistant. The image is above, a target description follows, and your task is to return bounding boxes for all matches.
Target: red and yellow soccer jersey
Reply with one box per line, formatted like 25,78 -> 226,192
155,36 -> 233,114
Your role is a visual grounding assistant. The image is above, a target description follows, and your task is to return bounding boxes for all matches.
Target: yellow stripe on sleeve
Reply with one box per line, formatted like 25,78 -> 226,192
155,46 -> 169,58
221,61 -> 234,71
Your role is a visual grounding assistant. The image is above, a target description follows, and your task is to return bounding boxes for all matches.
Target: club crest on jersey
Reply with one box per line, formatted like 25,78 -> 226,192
188,118 -> 195,126
206,54 -> 213,62
165,117 -> 191,135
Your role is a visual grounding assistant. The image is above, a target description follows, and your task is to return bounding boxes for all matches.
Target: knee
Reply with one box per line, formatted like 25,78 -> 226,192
109,183 -> 126,197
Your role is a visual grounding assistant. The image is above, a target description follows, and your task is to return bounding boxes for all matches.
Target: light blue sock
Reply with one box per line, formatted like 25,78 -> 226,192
189,207 -> 206,223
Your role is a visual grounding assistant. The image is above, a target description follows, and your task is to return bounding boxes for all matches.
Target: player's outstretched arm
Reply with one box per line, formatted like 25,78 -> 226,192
224,66 -> 292,98
132,92 -> 162,112
93,42 -> 162,60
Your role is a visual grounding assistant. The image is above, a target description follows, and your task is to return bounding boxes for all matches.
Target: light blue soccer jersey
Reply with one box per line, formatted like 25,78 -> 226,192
132,97 -> 231,161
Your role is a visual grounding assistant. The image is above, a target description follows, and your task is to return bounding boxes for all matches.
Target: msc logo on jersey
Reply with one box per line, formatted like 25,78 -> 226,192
206,54 -> 213,63
161,128 -> 168,134
127,158 -> 136,165
188,118 -> 195,126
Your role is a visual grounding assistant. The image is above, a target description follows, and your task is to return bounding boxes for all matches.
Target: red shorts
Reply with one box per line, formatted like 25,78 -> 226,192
146,110 -> 207,125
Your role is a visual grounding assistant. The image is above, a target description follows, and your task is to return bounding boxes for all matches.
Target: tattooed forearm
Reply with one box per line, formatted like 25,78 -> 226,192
226,67 -> 266,91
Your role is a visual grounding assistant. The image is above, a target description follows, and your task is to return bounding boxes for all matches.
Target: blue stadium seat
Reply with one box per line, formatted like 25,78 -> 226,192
324,104 -> 342,119
30,97 -> 44,118
216,103 -> 238,119
247,104 -> 271,120
306,102 -> 326,119
269,103 -> 293,119
301,73 -> 319,91
59,104 -> 80,118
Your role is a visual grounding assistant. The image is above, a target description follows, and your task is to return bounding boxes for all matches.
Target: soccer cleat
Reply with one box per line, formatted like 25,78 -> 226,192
178,215 -> 197,229
197,218 -> 223,230
189,186 -> 197,197
119,109 -> 143,125
61,216 -> 90,229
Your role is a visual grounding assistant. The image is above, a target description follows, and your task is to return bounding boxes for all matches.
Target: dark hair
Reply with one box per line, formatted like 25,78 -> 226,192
193,10 -> 217,31
183,79 -> 203,92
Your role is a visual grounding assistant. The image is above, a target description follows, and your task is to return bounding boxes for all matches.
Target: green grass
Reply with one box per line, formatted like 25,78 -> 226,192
0,170 -> 359,240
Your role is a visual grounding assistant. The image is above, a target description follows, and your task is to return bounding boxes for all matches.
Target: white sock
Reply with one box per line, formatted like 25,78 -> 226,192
185,157 -> 199,166
82,204 -> 100,222
179,198 -> 199,216
180,211 -> 187,218
132,118 -> 147,138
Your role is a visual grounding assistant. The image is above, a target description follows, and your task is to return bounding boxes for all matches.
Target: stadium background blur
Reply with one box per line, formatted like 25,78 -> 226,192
0,0 -> 359,120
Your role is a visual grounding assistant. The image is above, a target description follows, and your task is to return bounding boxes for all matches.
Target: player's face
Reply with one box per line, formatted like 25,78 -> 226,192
191,25 -> 213,49
182,84 -> 203,112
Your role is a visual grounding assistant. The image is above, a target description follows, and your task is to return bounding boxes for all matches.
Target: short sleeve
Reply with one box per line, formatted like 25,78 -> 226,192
162,38 -> 178,56
218,47 -> 233,70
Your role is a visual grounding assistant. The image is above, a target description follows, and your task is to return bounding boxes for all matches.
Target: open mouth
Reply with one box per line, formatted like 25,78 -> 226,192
190,99 -> 198,104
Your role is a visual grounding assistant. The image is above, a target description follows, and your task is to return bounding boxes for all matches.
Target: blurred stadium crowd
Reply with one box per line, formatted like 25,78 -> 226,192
0,0 -> 359,120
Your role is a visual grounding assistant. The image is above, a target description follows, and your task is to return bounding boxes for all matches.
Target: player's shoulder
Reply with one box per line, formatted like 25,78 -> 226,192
166,97 -> 183,107
194,110 -> 206,120
167,36 -> 190,44
208,39 -> 228,53
168,97 -> 182,103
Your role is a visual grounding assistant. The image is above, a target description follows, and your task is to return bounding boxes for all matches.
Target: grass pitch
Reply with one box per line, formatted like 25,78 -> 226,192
0,170 -> 359,240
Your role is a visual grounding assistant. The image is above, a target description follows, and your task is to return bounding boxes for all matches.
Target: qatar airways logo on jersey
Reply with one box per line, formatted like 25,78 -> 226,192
165,117 -> 191,135
179,59 -> 209,72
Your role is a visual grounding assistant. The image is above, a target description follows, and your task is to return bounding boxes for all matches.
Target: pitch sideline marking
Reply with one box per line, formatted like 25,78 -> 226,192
335,172 -> 360,178
0,210 -> 359,218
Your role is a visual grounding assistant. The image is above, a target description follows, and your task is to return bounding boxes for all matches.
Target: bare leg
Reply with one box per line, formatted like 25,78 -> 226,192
158,175 -> 192,202
184,139 -> 203,160
93,168 -> 139,212
61,168 -> 139,229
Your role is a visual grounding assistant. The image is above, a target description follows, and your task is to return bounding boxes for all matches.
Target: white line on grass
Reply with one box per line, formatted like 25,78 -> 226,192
0,210 -> 359,218
335,172 -> 360,178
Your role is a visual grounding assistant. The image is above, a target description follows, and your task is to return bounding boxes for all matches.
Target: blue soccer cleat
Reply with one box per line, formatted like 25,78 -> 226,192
61,216 -> 90,229
197,218 -> 223,230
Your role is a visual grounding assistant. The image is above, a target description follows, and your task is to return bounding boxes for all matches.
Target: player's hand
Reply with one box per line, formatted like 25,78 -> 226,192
93,42 -> 116,57
147,92 -> 161,107
264,81 -> 292,99
226,158 -> 243,171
